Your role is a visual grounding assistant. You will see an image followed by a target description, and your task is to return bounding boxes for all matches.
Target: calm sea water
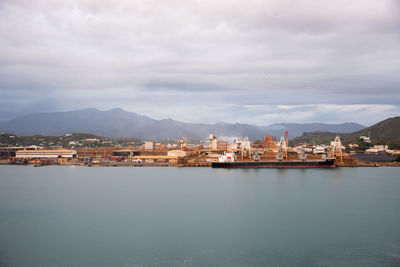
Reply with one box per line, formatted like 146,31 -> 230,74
0,166 -> 399,267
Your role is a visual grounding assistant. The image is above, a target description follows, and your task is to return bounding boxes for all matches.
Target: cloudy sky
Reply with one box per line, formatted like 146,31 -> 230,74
0,0 -> 399,126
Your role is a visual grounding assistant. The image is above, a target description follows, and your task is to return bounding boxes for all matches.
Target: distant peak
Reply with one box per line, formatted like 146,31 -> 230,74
108,108 -> 125,112
75,108 -> 99,112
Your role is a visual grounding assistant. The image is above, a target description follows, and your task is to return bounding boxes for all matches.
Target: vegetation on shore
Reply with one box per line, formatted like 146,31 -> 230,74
292,116 -> 400,149
0,133 -> 142,149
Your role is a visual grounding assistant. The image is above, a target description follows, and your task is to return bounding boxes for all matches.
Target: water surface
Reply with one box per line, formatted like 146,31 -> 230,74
0,166 -> 399,266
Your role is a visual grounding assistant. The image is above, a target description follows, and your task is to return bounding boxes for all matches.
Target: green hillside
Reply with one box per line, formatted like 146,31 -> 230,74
0,133 -> 142,148
347,116 -> 400,140
290,131 -> 338,145
344,116 -> 400,149
292,116 -> 400,149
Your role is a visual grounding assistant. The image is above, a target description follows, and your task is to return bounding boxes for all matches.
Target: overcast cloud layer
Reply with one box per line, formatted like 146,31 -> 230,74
0,0 -> 399,126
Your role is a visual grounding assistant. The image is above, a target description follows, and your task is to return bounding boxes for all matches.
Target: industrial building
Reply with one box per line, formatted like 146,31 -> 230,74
143,141 -> 155,150
16,149 -> 77,159
131,155 -> 179,163
167,150 -> 187,157
217,141 -> 227,150
209,134 -> 218,149
0,146 -> 42,158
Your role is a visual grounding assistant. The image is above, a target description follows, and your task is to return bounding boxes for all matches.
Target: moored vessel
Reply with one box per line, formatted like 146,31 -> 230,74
212,158 -> 336,168
212,134 -> 343,169
212,152 -> 336,168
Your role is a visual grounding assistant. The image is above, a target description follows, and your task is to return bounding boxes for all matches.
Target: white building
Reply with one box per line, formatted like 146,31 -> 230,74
84,138 -> 100,142
69,141 -> 81,146
360,136 -> 371,143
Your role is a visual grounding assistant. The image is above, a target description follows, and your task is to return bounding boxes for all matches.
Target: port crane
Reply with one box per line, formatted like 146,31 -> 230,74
330,136 -> 344,164
276,136 -> 288,161
240,137 -> 252,159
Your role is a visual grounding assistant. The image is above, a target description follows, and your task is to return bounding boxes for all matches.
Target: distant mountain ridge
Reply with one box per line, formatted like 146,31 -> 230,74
266,122 -> 366,139
0,108 -> 366,140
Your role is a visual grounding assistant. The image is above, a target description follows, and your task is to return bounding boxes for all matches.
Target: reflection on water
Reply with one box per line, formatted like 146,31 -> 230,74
0,166 -> 399,267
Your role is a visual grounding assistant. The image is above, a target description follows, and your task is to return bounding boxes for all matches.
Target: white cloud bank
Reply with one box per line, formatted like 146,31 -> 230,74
0,0 -> 399,125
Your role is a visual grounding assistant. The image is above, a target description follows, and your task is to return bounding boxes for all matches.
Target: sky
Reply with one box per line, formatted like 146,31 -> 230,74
0,0 -> 399,126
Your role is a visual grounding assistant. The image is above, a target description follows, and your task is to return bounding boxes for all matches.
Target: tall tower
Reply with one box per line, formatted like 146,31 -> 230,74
285,131 -> 289,148
331,136 -> 343,164
209,134 -> 217,150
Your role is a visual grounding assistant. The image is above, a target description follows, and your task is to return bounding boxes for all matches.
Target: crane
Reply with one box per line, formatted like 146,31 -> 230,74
276,136 -> 288,161
331,136 -> 344,164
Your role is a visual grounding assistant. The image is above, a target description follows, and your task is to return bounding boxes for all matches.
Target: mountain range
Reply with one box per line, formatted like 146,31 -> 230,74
0,108 -> 366,140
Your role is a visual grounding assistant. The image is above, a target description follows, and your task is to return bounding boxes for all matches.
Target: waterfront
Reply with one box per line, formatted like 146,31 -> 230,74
0,166 -> 399,266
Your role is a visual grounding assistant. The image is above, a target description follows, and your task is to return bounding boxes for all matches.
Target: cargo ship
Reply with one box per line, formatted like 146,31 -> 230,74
212,153 -> 336,168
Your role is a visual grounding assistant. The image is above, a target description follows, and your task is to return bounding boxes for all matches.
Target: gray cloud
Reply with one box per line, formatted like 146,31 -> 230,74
0,0 -> 399,125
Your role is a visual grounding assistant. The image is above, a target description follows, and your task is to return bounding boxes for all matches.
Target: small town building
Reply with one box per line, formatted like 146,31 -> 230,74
360,136 -> 371,143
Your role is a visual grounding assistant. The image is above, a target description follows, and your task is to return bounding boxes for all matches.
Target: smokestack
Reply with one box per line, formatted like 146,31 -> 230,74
285,131 -> 288,147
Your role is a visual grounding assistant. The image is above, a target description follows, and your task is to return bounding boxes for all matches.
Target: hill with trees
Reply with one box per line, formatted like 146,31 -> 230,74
292,116 -> 400,149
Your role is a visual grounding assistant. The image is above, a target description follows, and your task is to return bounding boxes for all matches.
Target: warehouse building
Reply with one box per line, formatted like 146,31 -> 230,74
16,149 -> 77,159
0,146 -> 42,158
131,155 -> 179,163
167,150 -> 187,157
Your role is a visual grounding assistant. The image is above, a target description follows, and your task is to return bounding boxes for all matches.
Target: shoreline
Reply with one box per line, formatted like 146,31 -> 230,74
1,160 -> 399,168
